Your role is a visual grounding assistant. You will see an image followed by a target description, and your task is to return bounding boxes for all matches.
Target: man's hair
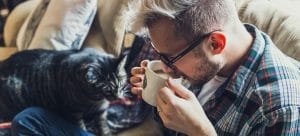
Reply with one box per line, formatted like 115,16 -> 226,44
127,0 -> 238,40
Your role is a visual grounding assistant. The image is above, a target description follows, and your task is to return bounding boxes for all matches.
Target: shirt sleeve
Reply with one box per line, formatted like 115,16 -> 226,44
249,106 -> 300,135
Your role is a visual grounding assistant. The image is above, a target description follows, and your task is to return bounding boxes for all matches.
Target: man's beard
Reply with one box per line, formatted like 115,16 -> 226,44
183,57 -> 221,87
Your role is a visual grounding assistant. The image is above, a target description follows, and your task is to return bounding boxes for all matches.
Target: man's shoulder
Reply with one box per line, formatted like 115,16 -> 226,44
254,41 -> 300,86
251,68 -> 299,112
249,48 -> 300,107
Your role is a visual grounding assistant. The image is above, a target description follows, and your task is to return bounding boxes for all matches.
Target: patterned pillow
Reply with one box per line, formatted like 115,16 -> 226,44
16,0 -> 97,50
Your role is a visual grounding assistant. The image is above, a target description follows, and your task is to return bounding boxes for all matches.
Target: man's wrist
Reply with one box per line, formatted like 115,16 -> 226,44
189,122 -> 217,136
189,128 -> 217,136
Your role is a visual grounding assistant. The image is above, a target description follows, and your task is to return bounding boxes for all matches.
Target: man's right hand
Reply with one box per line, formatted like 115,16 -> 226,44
129,60 -> 149,96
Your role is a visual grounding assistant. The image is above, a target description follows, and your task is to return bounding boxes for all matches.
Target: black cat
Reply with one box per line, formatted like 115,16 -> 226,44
0,48 -> 121,135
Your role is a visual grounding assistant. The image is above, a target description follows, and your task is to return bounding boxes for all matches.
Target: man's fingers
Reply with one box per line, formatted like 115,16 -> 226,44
141,60 -> 149,68
158,87 -> 177,105
131,59 -> 150,76
130,76 -> 143,85
131,87 -> 143,96
131,67 -> 145,75
156,94 -> 167,107
166,78 -> 192,99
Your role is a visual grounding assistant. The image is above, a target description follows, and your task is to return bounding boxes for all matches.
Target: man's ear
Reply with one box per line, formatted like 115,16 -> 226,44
209,32 -> 226,54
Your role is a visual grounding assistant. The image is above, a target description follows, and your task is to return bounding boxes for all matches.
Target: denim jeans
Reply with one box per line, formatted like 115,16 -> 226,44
11,107 -> 94,136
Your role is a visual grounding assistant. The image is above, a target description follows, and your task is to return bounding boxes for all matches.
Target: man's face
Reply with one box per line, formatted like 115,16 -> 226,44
148,18 -> 221,86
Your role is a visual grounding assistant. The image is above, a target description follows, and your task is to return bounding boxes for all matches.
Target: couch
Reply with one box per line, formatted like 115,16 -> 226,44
0,0 -> 300,135
235,0 -> 300,60
1,0 -> 300,60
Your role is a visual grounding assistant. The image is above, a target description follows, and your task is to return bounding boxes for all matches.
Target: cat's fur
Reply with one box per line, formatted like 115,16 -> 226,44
0,48 -> 121,135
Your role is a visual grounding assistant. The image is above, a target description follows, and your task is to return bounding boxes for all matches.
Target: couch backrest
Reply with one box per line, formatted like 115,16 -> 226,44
235,0 -> 300,61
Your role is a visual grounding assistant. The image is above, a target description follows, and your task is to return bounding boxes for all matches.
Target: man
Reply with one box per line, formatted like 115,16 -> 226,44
129,0 -> 300,135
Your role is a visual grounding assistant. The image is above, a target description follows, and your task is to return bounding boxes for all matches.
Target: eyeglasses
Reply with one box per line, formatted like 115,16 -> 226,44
150,31 -> 216,70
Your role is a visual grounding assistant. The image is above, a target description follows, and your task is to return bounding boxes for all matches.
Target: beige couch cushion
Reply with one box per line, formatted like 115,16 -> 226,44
235,0 -> 300,61
4,0 -> 130,57
85,0 -> 130,56
16,0 -> 97,51
3,0 -> 40,47
0,47 -> 18,60
8,0 -> 300,59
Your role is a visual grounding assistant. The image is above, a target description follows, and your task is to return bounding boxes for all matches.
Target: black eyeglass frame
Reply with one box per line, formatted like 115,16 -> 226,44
150,31 -> 218,70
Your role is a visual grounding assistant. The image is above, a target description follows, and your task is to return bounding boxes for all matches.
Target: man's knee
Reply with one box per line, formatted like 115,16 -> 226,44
12,107 -> 46,129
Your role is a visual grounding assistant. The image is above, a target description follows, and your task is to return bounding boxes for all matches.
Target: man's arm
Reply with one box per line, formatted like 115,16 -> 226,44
249,106 -> 300,135
156,78 -> 217,136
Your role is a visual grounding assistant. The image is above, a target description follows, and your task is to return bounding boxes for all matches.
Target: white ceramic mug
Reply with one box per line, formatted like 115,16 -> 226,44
142,60 -> 182,106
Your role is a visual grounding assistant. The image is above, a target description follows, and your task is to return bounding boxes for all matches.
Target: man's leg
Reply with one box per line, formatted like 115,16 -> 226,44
11,107 -> 94,136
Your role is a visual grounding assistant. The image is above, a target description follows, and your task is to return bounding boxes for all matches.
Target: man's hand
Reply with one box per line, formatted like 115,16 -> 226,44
130,60 -> 149,96
156,78 -> 217,136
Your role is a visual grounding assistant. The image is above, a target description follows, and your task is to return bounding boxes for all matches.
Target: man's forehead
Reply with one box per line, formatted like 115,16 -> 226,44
150,19 -> 183,40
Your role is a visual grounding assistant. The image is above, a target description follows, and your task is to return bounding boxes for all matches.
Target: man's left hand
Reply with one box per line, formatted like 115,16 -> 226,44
156,78 -> 217,136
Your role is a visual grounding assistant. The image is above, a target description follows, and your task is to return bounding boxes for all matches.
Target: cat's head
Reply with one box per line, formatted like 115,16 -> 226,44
65,48 -> 122,101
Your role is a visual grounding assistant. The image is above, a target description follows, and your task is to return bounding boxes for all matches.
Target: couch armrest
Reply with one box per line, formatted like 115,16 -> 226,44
0,47 -> 18,61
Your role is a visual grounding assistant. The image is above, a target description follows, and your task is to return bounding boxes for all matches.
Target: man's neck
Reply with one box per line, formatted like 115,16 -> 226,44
218,24 -> 254,77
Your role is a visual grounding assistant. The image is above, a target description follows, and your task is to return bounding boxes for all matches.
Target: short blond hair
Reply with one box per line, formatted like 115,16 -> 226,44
126,0 -> 238,40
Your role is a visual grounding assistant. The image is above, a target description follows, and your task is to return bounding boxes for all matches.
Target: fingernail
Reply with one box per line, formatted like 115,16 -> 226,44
136,78 -> 142,82
166,77 -> 172,86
